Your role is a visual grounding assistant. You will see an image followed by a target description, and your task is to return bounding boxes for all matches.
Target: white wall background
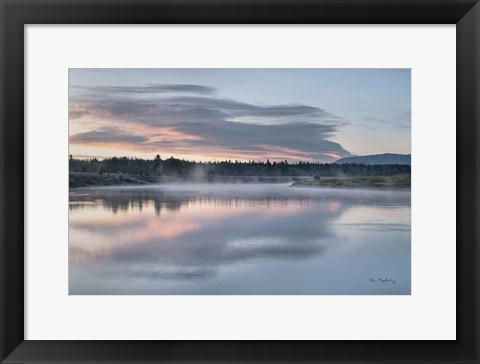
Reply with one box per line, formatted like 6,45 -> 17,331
25,25 -> 455,340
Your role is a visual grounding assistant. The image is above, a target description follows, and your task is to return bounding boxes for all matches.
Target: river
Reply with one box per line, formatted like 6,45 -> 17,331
69,184 -> 411,294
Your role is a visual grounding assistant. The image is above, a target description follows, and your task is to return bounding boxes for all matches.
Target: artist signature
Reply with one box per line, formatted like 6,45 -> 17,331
369,278 -> 396,285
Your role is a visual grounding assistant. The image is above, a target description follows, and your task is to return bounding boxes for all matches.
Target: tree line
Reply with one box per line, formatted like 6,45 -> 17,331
69,154 -> 410,178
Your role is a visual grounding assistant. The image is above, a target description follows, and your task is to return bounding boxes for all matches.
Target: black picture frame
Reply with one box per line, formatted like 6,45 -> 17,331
1,0 -> 479,363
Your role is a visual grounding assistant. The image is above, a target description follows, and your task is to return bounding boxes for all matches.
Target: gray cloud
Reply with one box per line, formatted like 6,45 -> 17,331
172,121 -> 347,160
362,110 -> 411,130
69,110 -> 90,119
72,84 -> 216,95
80,96 -> 340,125
69,128 -> 147,144
159,96 -> 329,119
69,84 -> 351,161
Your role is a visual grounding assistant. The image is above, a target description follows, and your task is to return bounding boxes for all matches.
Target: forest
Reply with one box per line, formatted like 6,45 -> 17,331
69,154 -> 411,178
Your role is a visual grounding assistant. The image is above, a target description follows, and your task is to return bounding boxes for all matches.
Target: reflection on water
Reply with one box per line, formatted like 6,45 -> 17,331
69,184 -> 411,294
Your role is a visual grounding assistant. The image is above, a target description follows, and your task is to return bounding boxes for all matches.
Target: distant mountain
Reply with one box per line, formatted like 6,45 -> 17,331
334,153 -> 411,165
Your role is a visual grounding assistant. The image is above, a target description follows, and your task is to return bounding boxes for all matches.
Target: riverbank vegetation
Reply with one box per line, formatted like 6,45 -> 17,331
290,175 -> 411,189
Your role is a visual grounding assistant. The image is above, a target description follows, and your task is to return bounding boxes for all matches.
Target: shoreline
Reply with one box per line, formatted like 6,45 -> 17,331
290,175 -> 410,190
70,172 -> 410,190
69,172 -> 308,188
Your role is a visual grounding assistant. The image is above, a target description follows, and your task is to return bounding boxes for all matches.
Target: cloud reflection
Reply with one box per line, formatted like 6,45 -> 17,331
69,185 -> 410,283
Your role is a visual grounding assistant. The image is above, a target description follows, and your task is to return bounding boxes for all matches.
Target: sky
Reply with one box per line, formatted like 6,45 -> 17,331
69,68 -> 411,163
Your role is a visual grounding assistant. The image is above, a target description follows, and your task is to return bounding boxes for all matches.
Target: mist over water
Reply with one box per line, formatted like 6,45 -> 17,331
69,184 -> 411,294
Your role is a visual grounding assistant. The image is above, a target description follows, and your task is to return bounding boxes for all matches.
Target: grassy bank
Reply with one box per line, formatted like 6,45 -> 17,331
69,172 -> 159,188
69,172 -> 308,188
70,172 -> 411,189
290,175 -> 411,189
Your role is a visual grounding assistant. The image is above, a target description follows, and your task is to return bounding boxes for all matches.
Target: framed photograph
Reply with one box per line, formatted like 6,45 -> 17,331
1,0 -> 478,363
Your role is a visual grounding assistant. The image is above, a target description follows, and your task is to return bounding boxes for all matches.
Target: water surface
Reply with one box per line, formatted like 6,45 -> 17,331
69,184 -> 411,294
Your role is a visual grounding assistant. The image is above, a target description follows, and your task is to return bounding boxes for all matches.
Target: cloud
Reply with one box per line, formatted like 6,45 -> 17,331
72,84 -> 216,95
69,128 -> 147,144
69,110 -> 89,119
69,83 -> 351,161
362,110 -> 411,130
170,121 -> 347,160
76,95 -> 341,125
